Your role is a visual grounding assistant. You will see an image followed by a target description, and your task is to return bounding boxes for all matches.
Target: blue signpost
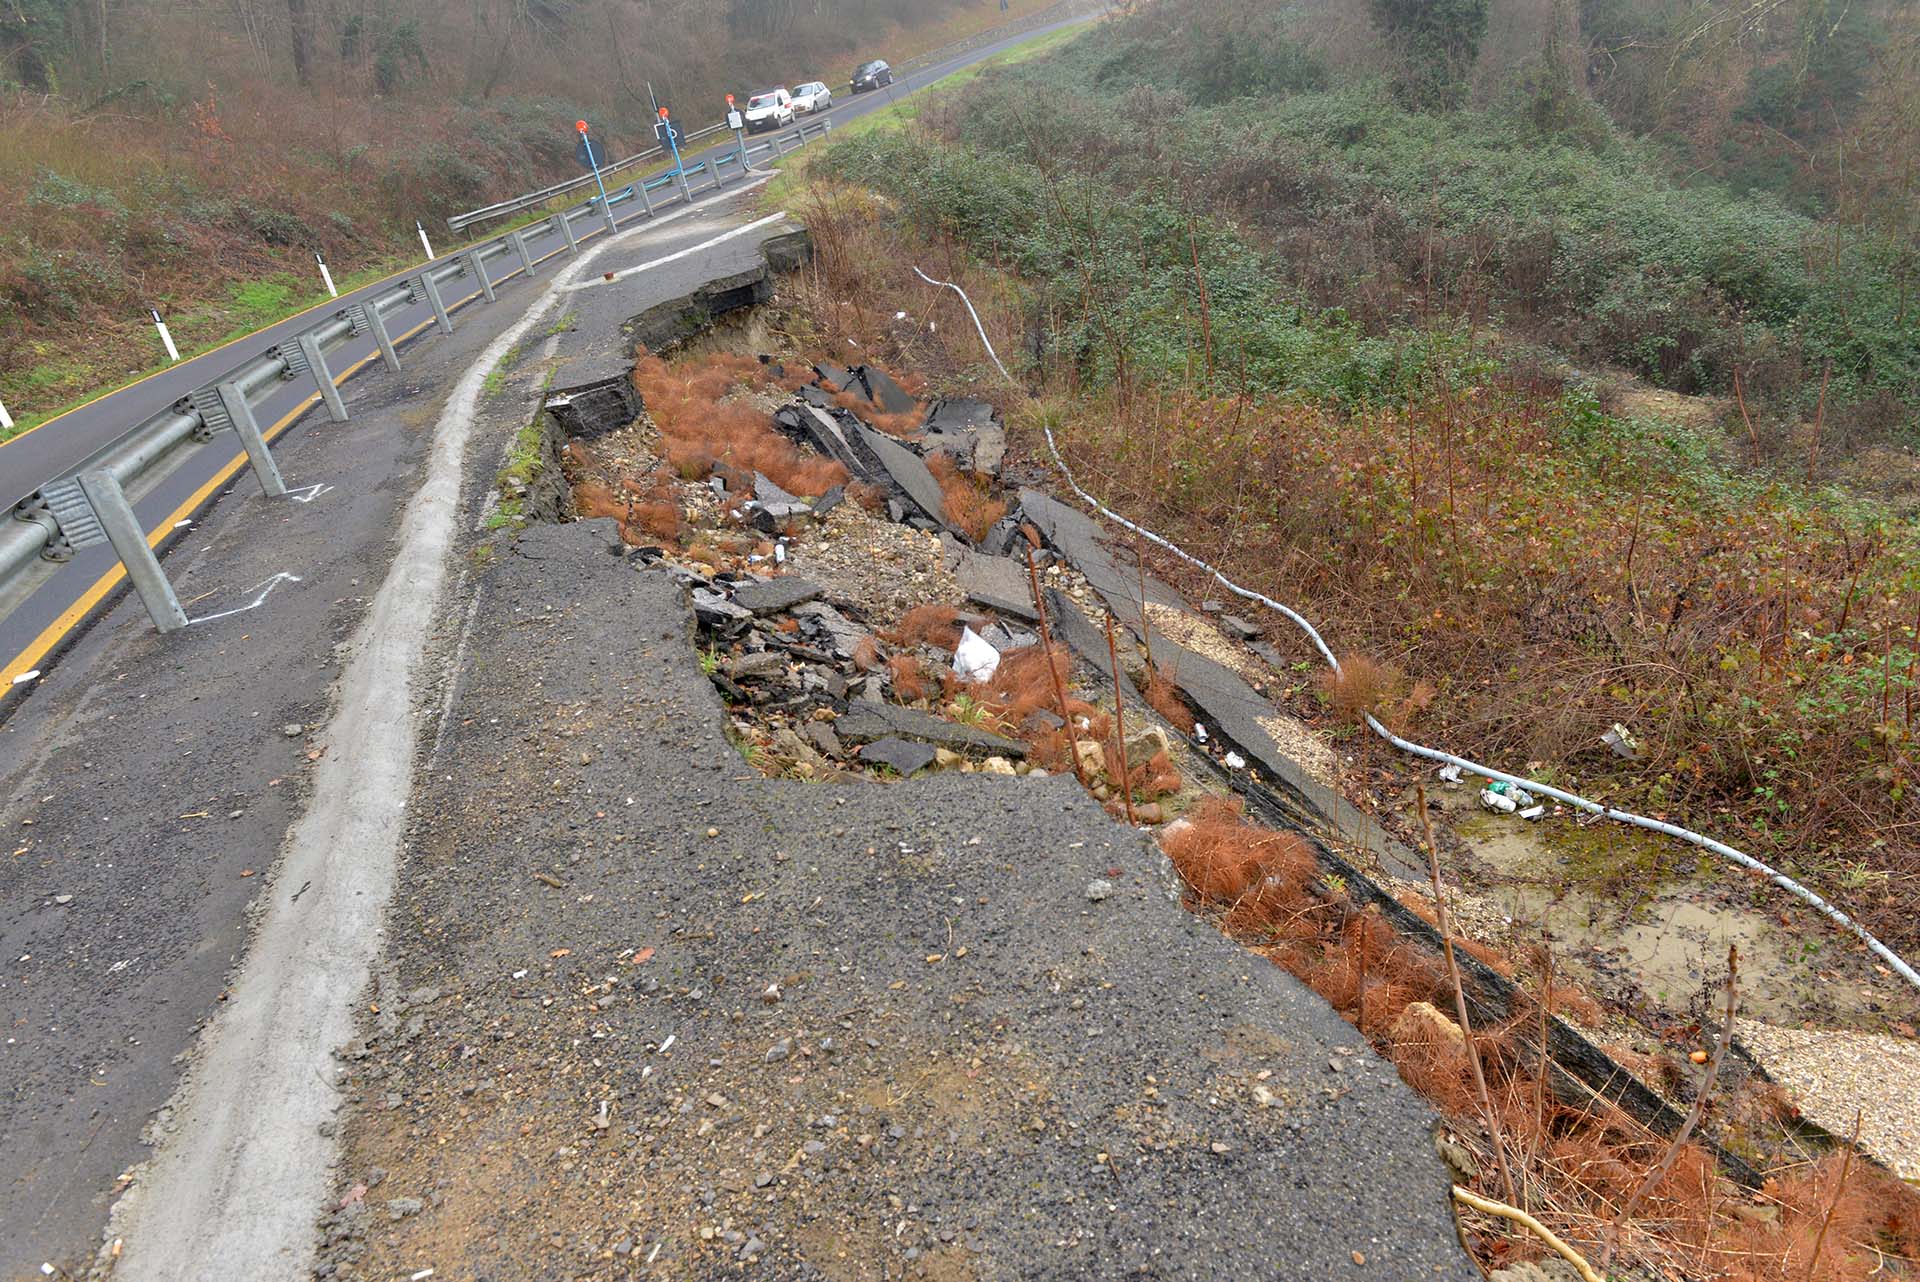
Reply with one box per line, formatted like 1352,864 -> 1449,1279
576,120 -> 618,235
657,107 -> 690,200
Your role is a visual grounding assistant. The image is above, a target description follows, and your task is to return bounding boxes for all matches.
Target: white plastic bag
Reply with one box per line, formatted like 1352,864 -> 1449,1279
952,626 -> 1000,682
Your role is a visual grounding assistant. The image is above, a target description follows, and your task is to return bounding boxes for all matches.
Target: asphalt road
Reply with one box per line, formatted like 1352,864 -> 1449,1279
0,6 -> 1102,701
0,196 -> 799,1279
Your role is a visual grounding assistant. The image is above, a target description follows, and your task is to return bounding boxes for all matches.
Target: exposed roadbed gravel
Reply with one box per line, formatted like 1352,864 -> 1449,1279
320,520 -> 1476,1281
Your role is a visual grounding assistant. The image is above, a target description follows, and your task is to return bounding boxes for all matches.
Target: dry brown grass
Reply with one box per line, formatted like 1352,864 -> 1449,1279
1142,664 -> 1198,734
926,451 -> 1008,543
886,603 -> 967,650
632,350 -> 849,498
888,654 -> 935,703
1152,804 -> 1920,1281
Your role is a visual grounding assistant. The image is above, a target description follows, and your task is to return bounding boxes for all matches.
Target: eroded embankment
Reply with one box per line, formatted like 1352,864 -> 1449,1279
475,280 -> 1920,1282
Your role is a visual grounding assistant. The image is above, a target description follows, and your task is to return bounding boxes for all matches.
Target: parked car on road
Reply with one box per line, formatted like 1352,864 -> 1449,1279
851,59 -> 894,92
791,81 -> 833,113
743,87 -> 794,133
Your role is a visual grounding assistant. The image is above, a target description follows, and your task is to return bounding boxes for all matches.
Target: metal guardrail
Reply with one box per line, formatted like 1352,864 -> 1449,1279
1,118 -> 831,642
447,121 -> 732,232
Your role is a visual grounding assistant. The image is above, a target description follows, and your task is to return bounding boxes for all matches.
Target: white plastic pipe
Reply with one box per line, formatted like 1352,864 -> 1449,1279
316,252 -> 338,298
417,220 -> 436,261
151,309 -> 180,363
913,265 -> 1920,994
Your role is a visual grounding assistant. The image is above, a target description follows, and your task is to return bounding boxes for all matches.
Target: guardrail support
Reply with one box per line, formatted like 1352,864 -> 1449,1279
417,273 -> 454,335
358,303 -> 401,373
553,209 -> 579,254
599,197 -> 619,237
215,382 -> 290,497
674,166 -> 693,204
509,230 -> 536,279
77,472 -> 188,633
634,179 -> 653,218
463,250 -> 496,303
770,134 -> 786,158
294,335 -> 350,424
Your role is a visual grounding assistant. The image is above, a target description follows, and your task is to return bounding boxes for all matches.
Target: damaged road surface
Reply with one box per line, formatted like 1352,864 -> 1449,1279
321,521 -> 1477,1281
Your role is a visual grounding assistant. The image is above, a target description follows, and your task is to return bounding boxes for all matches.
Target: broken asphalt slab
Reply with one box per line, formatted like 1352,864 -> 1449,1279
731,576 -> 823,615
1020,490 -> 1426,879
834,701 -> 1029,758
322,517 -> 1478,1281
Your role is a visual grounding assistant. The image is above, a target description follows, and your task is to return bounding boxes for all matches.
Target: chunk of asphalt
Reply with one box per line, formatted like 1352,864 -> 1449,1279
773,404 -> 862,475
732,577 -> 824,615
1218,614 -> 1260,642
834,704 -> 1027,757
852,423 -> 950,532
856,364 -> 917,415
791,601 -> 871,659
725,651 -> 787,682
954,549 -> 1040,623
1019,488 -> 1185,617
1041,588 -> 1131,688
859,737 -> 937,777
754,473 -> 802,505
811,486 -> 845,519
804,721 -> 846,760
797,385 -> 834,408
691,589 -> 753,637
814,361 -> 857,392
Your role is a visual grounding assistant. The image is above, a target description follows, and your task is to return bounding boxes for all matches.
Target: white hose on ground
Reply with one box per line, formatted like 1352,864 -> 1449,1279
912,265 -> 1920,994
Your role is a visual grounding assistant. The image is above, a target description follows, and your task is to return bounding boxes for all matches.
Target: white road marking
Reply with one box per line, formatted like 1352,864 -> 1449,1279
187,573 -> 302,626
286,483 -> 333,504
562,208 -> 788,292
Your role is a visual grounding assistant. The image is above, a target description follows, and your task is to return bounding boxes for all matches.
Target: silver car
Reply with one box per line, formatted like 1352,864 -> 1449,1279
791,80 -> 833,113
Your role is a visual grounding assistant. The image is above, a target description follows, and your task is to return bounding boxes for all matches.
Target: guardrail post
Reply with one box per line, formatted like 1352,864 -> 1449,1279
463,250 -> 496,303
509,229 -> 536,279
294,335 -> 349,424
634,179 -> 653,218
76,472 -> 189,633
710,155 -> 728,190
769,134 -> 785,158
417,272 -> 454,335
552,209 -> 579,254
674,165 -> 693,204
215,382 -> 290,497
357,303 -> 401,373
599,197 -> 619,237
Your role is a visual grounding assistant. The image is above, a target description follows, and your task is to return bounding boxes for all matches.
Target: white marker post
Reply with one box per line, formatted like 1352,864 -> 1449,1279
0,396 -> 14,432
151,308 -> 181,363
315,251 -> 338,298
416,220 -> 436,262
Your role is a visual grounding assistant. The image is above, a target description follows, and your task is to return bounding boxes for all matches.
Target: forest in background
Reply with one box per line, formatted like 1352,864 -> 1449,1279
0,0 -> 1060,432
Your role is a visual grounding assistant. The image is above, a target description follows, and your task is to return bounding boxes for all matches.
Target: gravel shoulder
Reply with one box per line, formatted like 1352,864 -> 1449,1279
320,517 -> 1476,1281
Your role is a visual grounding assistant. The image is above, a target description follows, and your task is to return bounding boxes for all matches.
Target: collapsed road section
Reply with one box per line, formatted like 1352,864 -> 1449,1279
305,235 -> 1481,1279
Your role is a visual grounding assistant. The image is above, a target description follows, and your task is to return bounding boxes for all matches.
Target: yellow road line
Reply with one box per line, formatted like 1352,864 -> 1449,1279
0,313 -> 442,691
2,202 -> 665,691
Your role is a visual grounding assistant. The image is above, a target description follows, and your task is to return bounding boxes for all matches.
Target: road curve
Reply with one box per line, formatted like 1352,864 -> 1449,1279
0,7 -> 1104,705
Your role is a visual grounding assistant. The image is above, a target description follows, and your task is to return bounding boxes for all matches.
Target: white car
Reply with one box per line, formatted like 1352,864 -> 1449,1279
791,81 -> 833,114
743,88 -> 794,133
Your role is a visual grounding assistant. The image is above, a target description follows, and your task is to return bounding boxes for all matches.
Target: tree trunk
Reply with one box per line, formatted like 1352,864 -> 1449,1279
288,0 -> 313,84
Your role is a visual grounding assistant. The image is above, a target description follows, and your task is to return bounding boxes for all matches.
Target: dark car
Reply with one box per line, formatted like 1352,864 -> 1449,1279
851,59 -> 894,92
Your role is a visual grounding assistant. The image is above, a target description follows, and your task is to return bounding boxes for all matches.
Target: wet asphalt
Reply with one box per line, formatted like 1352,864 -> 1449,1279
0,193 -> 790,1280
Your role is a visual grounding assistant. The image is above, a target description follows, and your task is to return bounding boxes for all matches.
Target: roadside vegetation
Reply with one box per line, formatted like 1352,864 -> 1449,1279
0,0 -> 1075,439
800,0 -> 1920,956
